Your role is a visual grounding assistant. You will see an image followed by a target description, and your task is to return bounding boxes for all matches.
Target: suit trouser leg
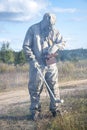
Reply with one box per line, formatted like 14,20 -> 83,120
28,67 -> 43,114
45,64 -> 60,112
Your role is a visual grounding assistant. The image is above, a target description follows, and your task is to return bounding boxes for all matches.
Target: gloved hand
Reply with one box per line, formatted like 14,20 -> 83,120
33,59 -> 40,68
33,60 -> 46,71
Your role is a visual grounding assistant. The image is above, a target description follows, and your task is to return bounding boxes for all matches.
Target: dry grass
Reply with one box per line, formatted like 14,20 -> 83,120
36,86 -> 87,130
0,60 -> 87,92
0,63 -> 28,92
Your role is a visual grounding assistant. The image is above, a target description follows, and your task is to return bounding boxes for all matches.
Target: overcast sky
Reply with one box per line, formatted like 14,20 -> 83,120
0,0 -> 87,51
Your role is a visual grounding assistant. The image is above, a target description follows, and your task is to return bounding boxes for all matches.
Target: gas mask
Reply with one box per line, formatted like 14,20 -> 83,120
42,13 -> 56,30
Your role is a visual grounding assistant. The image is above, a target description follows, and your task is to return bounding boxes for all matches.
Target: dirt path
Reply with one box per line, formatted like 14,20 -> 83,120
0,79 -> 87,114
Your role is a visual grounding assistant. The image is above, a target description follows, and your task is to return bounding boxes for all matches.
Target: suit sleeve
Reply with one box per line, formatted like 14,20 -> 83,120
23,28 -> 36,61
55,31 -> 66,50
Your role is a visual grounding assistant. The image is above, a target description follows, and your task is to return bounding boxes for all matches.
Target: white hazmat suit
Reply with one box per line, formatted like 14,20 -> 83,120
23,13 -> 65,120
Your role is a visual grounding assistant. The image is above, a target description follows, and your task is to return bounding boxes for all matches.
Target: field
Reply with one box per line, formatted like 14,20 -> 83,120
0,60 -> 87,130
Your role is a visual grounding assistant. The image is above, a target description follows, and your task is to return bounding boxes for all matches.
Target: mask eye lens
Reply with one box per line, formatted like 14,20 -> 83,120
47,16 -> 50,21
49,16 -> 51,21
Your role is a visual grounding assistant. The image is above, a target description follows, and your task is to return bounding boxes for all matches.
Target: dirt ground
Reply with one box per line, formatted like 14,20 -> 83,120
0,79 -> 87,109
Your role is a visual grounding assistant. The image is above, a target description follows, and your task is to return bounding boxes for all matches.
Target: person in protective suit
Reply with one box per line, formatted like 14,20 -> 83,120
23,13 -> 65,120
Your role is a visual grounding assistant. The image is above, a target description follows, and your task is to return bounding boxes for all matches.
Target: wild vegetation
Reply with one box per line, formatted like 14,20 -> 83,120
0,42 -> 26,65
36,85 -> 87,130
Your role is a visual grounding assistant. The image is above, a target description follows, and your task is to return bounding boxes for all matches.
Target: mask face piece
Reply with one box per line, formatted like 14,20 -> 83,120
43,13 -> 56,28
49,14 -> 56,25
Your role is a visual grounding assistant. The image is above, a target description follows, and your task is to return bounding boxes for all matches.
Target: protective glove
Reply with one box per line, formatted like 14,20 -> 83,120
33,59 -> 40,69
